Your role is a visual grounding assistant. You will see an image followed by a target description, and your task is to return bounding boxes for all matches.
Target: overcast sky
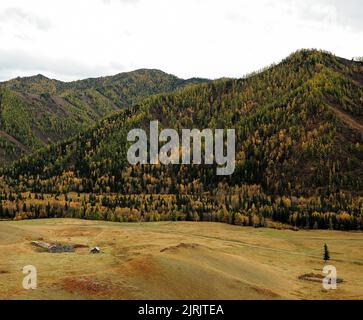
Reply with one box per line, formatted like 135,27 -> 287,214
0,0 -> 362,81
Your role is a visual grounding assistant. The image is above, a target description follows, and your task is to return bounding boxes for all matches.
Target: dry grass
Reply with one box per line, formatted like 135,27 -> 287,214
0,219 -> 362,300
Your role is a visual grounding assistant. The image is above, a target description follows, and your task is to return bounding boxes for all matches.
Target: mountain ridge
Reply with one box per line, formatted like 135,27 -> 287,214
0,69 -> 209,165
5,49 -> 363,192
1,49 -> 363,230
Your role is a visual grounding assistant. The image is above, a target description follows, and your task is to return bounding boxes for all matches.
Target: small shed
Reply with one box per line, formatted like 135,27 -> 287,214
90,247 -> 101,254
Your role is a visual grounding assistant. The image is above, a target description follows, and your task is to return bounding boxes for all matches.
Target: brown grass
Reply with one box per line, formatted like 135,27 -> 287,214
0,219 -> 362,300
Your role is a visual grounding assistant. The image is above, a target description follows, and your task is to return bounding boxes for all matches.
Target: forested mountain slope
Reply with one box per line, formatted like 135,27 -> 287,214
0,69 -> 207,164
1,50 -> 363,229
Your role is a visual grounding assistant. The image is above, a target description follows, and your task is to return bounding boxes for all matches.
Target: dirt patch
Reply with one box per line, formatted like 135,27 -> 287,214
123,255 -> 157,280
324,95 -> 363,133
160,243 -> 201,253
55,227 -> 103,238
351,70 -> 363,86
61,277 -> 112,296
73,244 -> 88,249
0,130 -> 30,152
298,273 -> 343,284
249,285 -> 281,298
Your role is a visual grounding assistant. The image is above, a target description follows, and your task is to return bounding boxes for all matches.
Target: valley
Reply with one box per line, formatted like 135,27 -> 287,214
0,219 -> 362,300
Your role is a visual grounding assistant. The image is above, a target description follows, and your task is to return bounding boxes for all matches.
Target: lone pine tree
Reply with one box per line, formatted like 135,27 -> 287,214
324,243 -> 330,263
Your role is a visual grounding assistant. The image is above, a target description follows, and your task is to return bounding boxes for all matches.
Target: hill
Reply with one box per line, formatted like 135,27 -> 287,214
0,70 -> 207,164
1,49 -> 363,230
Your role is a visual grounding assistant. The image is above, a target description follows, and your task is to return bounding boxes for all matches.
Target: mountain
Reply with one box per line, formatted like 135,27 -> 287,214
1,49 -> 363,230
0,69 -> 208,164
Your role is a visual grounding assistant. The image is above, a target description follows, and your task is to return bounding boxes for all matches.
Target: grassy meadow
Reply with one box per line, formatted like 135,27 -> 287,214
0,219 -> 362,300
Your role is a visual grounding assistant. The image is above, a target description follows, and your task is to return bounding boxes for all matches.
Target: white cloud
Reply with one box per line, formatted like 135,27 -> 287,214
0,0 -> 362,82
101,0 -> 140,4
0,7 -> 52,31
0,49 -> 125,81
